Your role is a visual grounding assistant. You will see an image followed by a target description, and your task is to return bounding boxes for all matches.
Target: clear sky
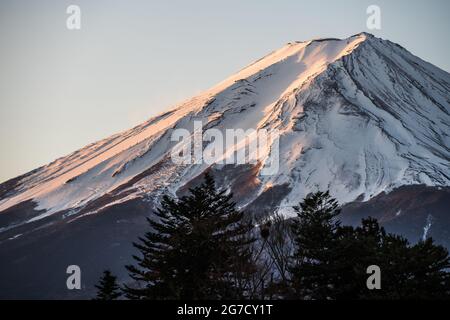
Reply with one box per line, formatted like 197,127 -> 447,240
0,0 -> 449,183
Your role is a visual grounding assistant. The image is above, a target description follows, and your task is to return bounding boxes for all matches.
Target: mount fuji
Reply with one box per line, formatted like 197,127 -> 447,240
0,33 -> 449,298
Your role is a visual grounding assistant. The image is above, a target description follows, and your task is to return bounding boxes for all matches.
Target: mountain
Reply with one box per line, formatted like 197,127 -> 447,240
0,33 -> 449,299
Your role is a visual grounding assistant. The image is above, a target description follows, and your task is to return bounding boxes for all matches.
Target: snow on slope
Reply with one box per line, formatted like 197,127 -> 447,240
0,33 -> 449,226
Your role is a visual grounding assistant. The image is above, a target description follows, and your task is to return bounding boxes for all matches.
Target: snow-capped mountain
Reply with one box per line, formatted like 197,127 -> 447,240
1,33 -> 449,221
0,33 -> 449,298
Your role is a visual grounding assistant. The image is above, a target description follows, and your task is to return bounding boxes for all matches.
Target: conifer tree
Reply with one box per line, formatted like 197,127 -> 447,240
347,218 -> 450,299
370,235 -> 450,299
94,270 -> 122,300
289,190 -> 450,300
290,191 -> 342,299
124,173 -> 256,300
403,238 -> 450,299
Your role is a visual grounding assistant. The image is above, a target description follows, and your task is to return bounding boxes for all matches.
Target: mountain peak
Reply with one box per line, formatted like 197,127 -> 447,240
351,31 -> 375,38
212,32 -> 371,97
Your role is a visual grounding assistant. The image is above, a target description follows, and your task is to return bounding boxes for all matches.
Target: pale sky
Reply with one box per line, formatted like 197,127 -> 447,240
0,0 -> 449,183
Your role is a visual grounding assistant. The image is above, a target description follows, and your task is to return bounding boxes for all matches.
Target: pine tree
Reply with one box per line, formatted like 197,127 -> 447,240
349,219 -> 450,299
124,173 -> 256,300
334,217 -> 389,299
94,270 -> 122,300
290,191 -> 342,299
288,191 -> 450,300
289,190 -> 450,300
403,238 -> 450,299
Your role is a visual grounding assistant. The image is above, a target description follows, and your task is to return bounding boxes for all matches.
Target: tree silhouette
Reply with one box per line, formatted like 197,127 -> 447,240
290,191 -> 342,299
124,173 -> 256,300
94,270 -> 122,300
289,191 -> 450,300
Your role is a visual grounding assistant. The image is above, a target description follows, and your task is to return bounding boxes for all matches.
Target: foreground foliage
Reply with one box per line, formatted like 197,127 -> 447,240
96,175 -> 450,300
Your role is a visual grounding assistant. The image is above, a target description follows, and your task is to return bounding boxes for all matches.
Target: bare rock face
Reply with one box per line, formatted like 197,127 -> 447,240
0,33 -> 449,298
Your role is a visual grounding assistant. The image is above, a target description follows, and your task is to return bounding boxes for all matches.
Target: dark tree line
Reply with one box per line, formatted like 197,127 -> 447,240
94,174 -> 450,300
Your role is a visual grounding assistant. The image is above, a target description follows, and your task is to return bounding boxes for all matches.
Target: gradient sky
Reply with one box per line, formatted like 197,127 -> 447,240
0,0 -> 449,183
